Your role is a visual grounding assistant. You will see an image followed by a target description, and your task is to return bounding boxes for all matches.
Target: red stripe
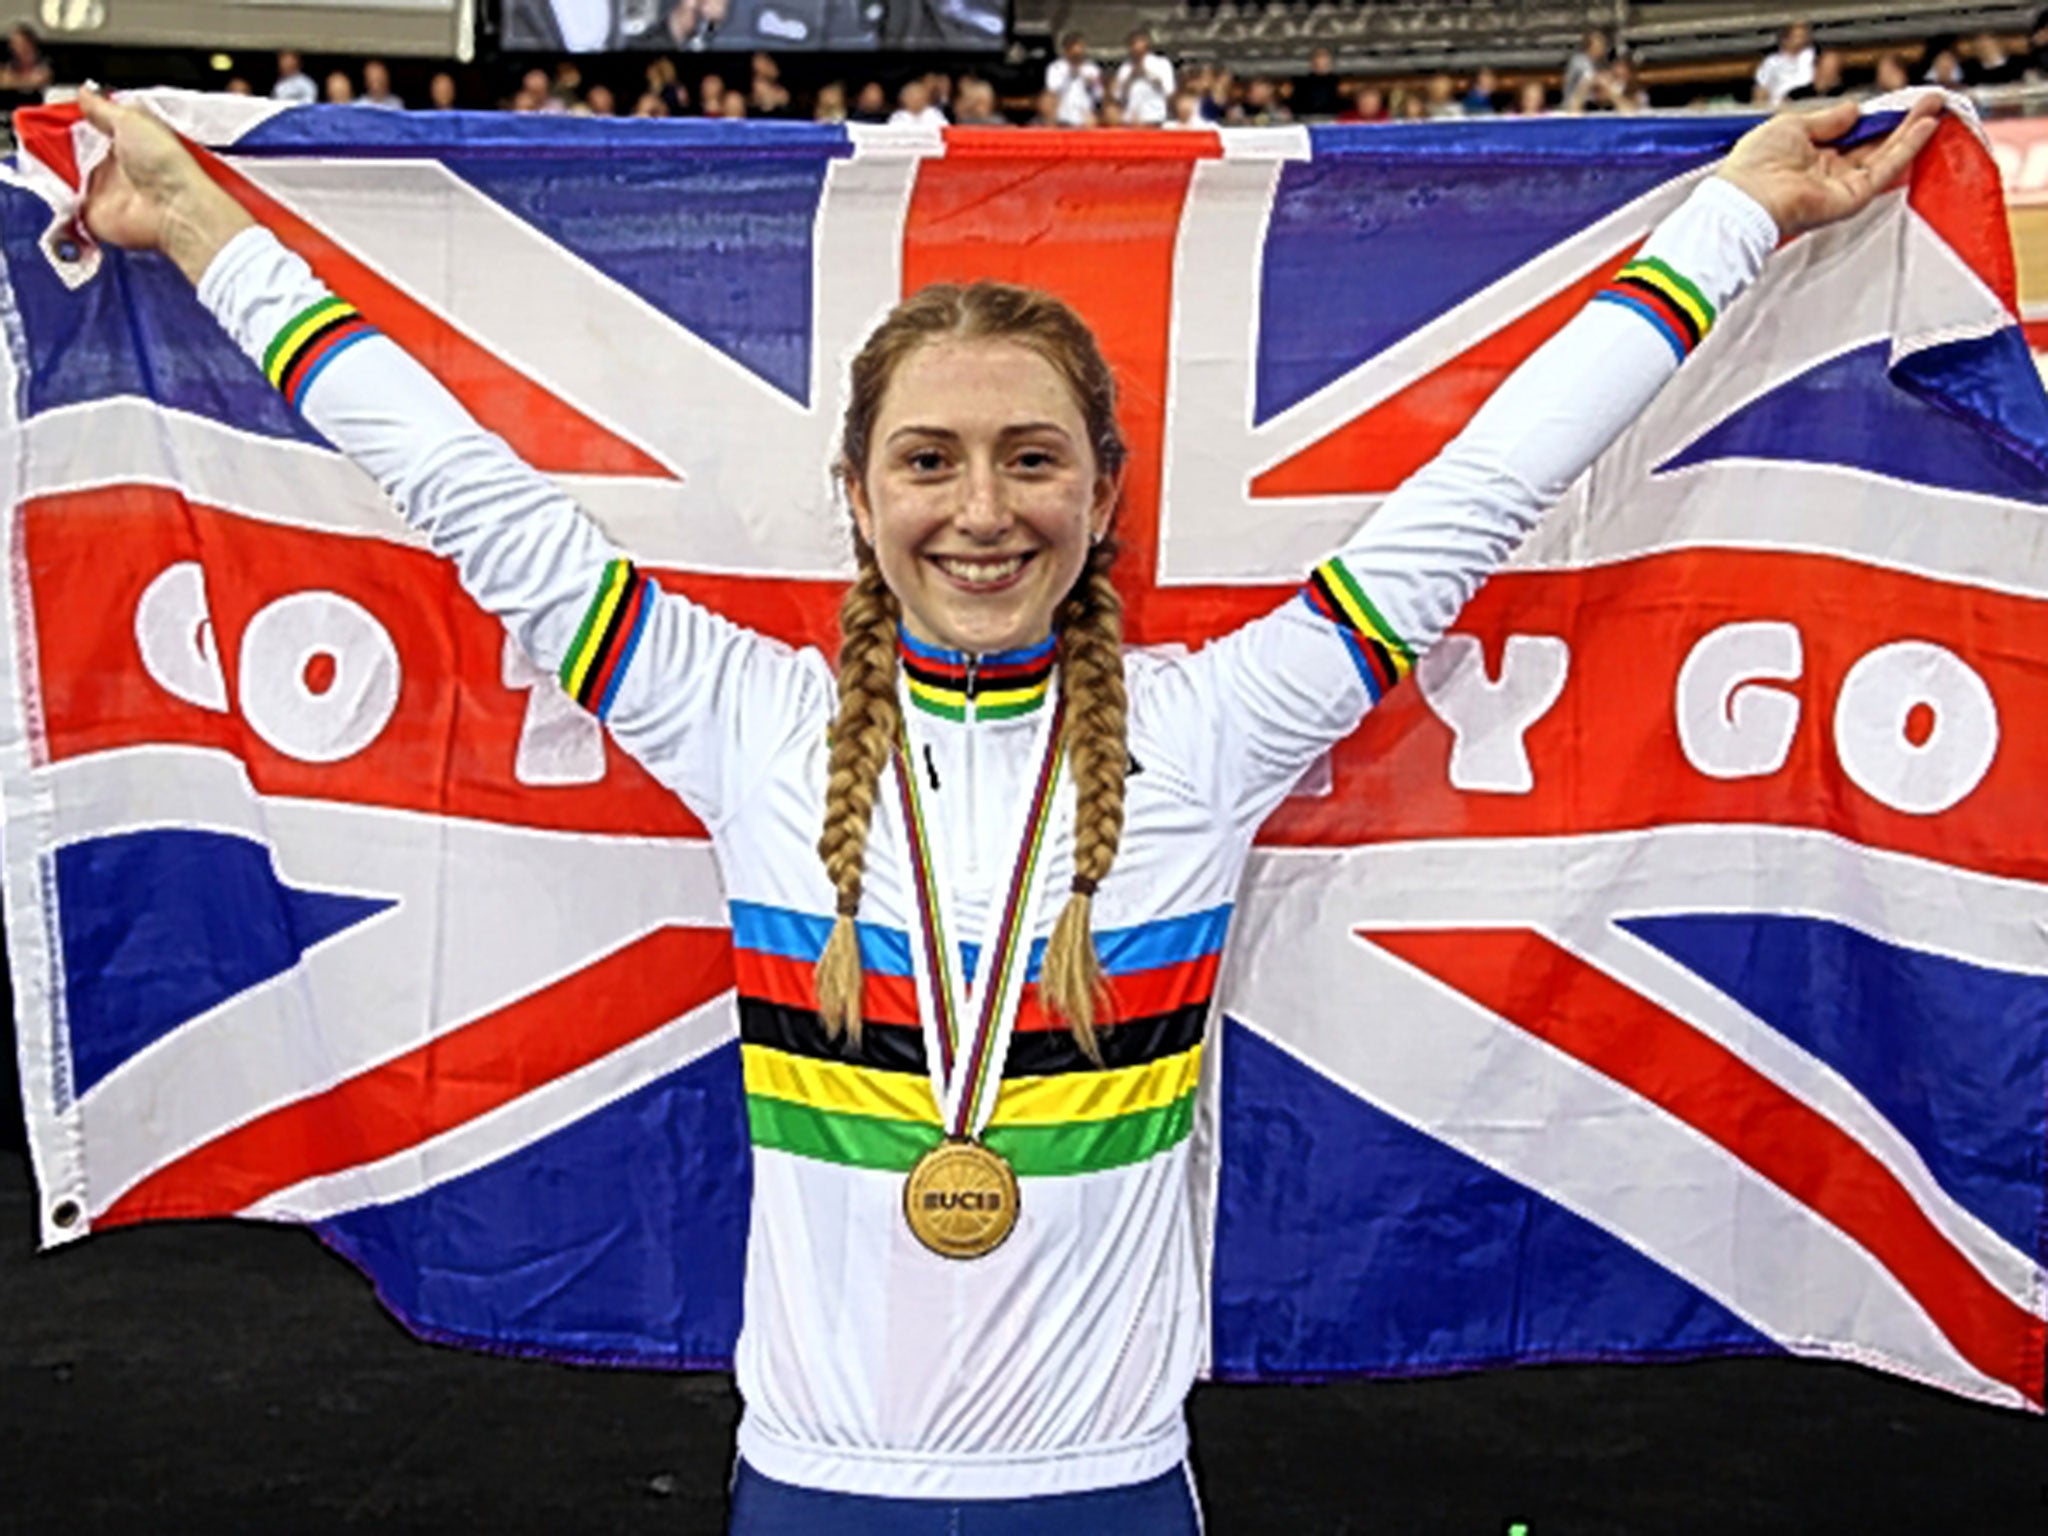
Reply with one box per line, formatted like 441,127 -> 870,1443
1366,927 -> 2046,1406
580,575 -> 648,708
735,948 -> 920,1027
1607,279 -> 1695,352
280,316 -> 372,405
1013,952 -> 1220,1033
100,926 -> 735,1226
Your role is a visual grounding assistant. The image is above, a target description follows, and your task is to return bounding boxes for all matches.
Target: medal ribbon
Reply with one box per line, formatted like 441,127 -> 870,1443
893,697 -> 1066,1139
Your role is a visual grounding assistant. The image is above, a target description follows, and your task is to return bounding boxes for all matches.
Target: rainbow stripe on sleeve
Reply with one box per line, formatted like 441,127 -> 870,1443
1300,556 -> 1416,703
1593,256 -> 1716,363
262,296 -> 378,410
559,558 -> 653,719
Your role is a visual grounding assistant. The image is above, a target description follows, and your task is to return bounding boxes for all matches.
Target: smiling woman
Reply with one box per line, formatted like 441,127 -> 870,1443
71,85 -> 1943,1536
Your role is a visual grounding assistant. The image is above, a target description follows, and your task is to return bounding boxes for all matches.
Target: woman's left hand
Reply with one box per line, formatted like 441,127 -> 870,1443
1716,93 -> 1947,239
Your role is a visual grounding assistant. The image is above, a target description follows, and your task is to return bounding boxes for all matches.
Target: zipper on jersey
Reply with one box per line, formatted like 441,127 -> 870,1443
963,653 -> 979,879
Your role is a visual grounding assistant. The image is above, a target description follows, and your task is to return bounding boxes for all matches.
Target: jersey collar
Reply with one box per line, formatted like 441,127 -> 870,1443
898,626 -> 1056,722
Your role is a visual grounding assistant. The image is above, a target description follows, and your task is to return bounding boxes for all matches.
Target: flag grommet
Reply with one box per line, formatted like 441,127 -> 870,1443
50,1199 -> 80,1229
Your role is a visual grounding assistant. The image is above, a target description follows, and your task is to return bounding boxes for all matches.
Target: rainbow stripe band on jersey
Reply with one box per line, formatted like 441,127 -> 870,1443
899,629 -> 1055,722
1594,256 -> 1716,363
263,295 -> 378,410
1301,557 -> 1416,703
560,558 -> 653,719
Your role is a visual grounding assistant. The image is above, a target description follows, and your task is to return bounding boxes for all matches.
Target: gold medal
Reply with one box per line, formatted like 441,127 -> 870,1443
903,1138 -> 1019,1260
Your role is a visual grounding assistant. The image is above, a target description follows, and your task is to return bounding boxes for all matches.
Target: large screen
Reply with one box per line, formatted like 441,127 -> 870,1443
500,0 -> 1005,51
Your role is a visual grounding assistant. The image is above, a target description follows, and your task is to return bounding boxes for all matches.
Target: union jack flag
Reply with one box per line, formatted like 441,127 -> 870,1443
6,91 -> 2046,1408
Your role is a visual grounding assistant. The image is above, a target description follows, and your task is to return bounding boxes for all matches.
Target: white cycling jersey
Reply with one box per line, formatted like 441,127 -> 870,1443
198,175 -> 1776,1500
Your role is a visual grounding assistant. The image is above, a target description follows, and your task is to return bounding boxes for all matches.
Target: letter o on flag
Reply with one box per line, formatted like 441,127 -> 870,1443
1833,640 -> 1998,816
238,591 -> 402,764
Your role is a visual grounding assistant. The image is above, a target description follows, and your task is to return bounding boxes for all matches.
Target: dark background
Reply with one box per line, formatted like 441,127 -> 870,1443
3,1144 -> 2046,1535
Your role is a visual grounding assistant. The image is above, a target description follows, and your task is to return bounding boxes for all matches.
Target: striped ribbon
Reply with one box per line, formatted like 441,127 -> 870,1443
893,699 -> 1067,1139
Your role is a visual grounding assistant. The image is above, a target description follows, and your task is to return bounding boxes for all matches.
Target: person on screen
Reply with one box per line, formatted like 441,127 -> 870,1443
74,83 -> 1945,1536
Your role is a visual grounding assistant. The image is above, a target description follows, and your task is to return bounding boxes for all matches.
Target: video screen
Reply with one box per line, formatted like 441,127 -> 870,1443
500,0 -> 1006,52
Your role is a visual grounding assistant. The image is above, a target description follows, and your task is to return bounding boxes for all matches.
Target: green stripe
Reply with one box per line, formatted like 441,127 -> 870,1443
906,693 -> 968,722
1321,559 -> 1416,664
748,1095 -> 943,1172
985,1090 -> 1197,1177
1634,256 -> 1716,327
559,560 -> 627,691
263,296 -> 350,380
976,693 -> 1049,721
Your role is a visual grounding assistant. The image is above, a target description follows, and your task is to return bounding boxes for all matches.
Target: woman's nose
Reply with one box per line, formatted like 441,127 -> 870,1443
956,463 -> 1009,536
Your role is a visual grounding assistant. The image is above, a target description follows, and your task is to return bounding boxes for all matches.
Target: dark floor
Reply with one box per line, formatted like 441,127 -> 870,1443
2,1149 -> 2045,1536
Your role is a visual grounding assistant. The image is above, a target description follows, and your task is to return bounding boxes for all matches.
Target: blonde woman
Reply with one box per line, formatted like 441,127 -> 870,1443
75,88 -> 1941,1535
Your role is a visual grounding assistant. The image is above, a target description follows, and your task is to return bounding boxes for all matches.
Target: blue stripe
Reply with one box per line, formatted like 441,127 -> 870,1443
728,900 -> 912,974
287,325 -> 376,406
592,581 -> 653,722
965,903 -> 1236,982
1593,289 -> 1687,364
1299,592 -> 1385,701
897,624 -> 1057,670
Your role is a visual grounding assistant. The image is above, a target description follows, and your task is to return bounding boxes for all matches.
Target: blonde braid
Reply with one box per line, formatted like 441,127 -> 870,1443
1040,542 -> 1129,1063
814,548 -> 902,1046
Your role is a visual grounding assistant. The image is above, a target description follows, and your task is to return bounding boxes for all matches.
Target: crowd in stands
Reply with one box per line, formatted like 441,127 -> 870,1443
201,10 -> 2048,128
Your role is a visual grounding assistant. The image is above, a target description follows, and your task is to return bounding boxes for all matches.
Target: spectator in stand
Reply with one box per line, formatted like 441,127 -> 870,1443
1513,79 -> 1548,115
1340,83 -> 1387,122
1099,98 -> 1126,127
1201,66 -> 1235,123
646,58 -> 688,115
813,82 -> 846,122
272,50 -> 317,106
1562,29 -> 1611,104
225,77 -> 253,95
516,67 -> 553,111
1028,88 -> 1062,126
0,24 -> 49,99
1394,88 -> 1428,120
1293,46 -> 1343,118
1873,52 -> 1910,93
634,90 -> 670,116
1239,76 -> 1293,125
1046,31 -> 1103,127
1424,73 -> 1461,118
551,61 -> 585,110
428,71 -> 458,109
583,83 -> 617,115
1962,30 -> 2024,86
1923,44 -> 1966,89
751,73 -> 792,117
954,77 -> 1005,126
851,81 -> 889,123
1754,22 -> 1816,106
890,77 -> 948,129
1164,88 -> 1205,129
925,71 -> 954,117
323,70 -> 355,104
360,59 -> 404,109
1787,49 -> 1846,99
700,72 -> 727,116
1112,29 -> 1175,126
1461,66 -> 1502,114
720,91 -> 746,118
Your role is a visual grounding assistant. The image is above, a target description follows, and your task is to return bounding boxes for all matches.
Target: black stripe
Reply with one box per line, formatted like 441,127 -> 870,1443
900,654 -> 1055,696
278,310 -> 366,391
739,997 -> 927,1075
1306,567 -> 1353,634
574,564 -> 642,707
1005,1003 -> 1210,1077
1612,273 -> 1702,349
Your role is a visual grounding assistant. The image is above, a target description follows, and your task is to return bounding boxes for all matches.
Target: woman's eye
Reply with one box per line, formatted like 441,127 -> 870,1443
1014,450 -> 1056,471
907,450 -> 947,473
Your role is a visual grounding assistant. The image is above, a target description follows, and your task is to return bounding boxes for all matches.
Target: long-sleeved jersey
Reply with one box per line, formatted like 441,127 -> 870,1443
197,174 -> 1777,1500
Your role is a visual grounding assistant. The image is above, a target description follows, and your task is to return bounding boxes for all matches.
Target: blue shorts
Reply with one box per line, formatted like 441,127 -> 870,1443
727,1460 -> 1204,1536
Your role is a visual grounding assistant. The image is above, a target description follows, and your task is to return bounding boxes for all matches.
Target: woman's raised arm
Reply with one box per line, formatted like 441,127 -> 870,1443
1174,95 -> 1945,828
79,90 -> 833,831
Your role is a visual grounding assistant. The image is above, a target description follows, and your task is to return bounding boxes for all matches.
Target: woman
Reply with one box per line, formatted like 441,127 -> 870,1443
75,87 -> 1941,1533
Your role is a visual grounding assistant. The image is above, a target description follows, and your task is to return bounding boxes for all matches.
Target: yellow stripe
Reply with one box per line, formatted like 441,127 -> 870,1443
904,676 -> 1049,710
1619,261 -> 1711,338
562,563 -> 631,698
1318,562 -> 1408,665
265,299 -> 353,388
742,1044 -> 940,1125
990,1044 -> 1203,1128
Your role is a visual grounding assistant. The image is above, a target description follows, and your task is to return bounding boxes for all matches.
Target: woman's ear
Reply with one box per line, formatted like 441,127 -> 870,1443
1089,466 -> 1124,543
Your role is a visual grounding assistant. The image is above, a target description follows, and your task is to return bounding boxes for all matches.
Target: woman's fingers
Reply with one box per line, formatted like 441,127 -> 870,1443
76,84 -> 118,132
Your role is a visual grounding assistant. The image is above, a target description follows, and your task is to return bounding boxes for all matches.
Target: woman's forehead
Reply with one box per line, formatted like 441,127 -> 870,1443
877,337 -> 1082,427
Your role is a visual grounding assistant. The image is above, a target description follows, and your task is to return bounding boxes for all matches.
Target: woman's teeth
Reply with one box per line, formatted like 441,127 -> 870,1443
935,555 -> 1027,587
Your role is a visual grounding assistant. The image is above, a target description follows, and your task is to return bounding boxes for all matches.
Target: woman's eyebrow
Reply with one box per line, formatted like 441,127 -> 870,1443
885,422 -> 1073,445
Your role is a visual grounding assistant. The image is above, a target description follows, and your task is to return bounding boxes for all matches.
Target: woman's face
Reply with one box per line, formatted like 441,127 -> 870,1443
850,337 -> 1118,657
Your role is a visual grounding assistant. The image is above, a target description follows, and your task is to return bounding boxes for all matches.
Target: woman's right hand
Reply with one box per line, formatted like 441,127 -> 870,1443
77,88 -> 255,284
